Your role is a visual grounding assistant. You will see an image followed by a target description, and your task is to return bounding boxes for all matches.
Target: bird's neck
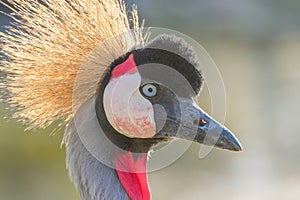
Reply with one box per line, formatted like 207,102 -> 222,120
64,118 -> 152,200
64,91 -> 164,199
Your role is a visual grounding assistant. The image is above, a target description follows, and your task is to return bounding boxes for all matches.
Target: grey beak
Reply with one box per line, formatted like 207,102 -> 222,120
161,98 -> 242,152
192,109 -> 243,151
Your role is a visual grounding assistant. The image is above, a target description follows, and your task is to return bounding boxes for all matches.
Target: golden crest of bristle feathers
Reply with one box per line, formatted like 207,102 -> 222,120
0,0 -> 145,130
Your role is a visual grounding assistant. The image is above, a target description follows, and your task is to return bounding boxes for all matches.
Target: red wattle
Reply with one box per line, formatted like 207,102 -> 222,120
111,54 -> 138,79
115,152 -> 151,200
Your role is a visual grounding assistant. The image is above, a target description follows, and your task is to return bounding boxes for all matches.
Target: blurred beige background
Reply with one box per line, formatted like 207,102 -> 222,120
1,0 -> 300,199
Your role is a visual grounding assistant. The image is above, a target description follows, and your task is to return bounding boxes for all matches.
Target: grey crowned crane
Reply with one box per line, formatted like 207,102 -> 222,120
0,0 -> 242,200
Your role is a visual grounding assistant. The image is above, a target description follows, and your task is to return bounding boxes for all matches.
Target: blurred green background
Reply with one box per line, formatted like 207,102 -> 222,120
1,0 -> 300,199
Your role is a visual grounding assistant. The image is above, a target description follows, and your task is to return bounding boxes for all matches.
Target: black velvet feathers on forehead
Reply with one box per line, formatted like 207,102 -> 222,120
134,34 -> 203,94
108,34 -> 203,95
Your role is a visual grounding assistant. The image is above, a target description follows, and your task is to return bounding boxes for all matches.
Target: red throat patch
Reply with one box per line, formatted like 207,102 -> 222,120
115,152 -> 150,200
111,54 -> 138,79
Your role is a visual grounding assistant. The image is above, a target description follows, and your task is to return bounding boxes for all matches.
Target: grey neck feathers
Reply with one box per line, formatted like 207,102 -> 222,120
64,119 -> 130,200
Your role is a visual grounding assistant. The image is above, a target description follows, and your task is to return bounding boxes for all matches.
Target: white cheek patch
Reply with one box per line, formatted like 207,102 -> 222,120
103,72 -> 156,138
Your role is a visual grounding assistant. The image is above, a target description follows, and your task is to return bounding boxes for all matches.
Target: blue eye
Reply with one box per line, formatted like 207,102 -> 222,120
142,84 -> 158,97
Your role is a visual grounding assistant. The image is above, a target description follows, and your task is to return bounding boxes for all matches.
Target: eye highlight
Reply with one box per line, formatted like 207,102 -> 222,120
141,84 -> 159,98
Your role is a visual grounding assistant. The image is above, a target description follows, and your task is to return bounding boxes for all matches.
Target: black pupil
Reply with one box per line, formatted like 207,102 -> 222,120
148,87 -> 153,93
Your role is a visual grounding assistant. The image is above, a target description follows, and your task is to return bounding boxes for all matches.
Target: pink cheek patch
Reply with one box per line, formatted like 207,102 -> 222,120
115,117 -> 155,138
114,114 -> 156,138
103,54 -> 157,138
111,90 -> 156,138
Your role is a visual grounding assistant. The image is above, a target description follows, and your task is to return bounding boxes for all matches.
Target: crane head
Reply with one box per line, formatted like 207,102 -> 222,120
95,34 -> 242,153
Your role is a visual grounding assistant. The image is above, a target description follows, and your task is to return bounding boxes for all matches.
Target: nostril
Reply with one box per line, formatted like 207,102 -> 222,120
194,119 -> 207,127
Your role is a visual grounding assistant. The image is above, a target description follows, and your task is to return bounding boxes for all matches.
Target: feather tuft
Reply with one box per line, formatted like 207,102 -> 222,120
0,0 -> 144,129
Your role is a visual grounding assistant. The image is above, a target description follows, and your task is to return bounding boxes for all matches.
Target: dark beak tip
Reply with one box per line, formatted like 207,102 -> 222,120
219,128 -> 243,152
237,143 -> 243,152
231,144 -> 243,152
228,140 -> 243,152
226,137 -> 243,152
218,143 -> 243,152
215,132 -> 243,152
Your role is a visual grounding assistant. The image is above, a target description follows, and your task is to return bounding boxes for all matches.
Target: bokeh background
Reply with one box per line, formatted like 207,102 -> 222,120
1,0 -> 300,199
